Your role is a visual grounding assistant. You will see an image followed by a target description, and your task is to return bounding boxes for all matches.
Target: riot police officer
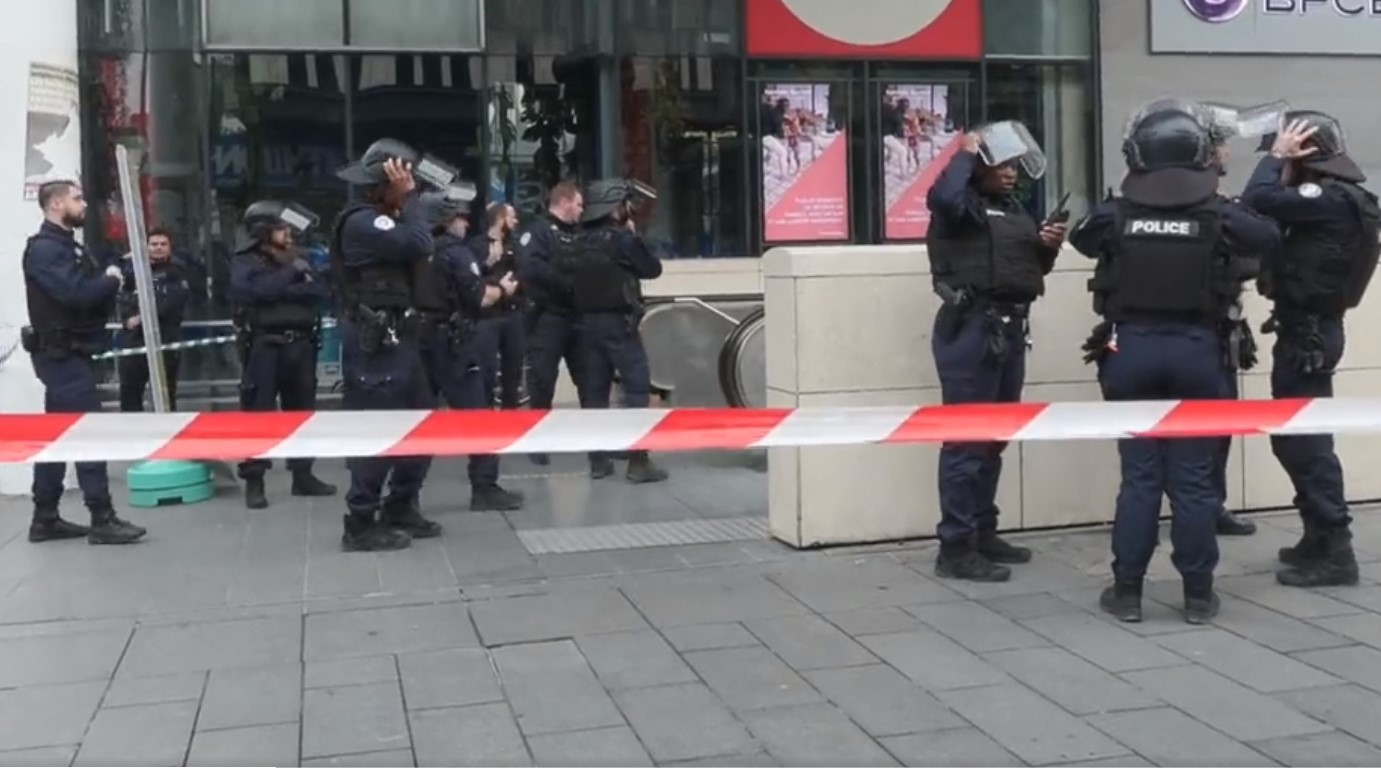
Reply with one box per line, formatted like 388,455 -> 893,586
473,203 -> 526,410
416,187 -> 525,512
1072,100 -> 1281,623
331,139 -> 440,551
562,178 -> 668,483
116,228 -> 189,412
21,180 -> 146,544
518,181 -> 587,466
925,121 -> 1064,583
228,201 -> 338,510
1244,111 -> 1380,588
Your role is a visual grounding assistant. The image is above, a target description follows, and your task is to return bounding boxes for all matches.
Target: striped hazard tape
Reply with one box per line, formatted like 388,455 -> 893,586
0,398 -> 1375,464
94,335 -> 239,360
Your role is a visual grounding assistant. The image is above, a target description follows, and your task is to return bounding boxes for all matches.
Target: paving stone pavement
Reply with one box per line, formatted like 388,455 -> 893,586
2,456 -> 1381,766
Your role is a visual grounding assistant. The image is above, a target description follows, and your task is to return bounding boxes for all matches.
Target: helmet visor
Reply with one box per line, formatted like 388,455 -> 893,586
277,202 -> 320,234
978,121 -> 1047,179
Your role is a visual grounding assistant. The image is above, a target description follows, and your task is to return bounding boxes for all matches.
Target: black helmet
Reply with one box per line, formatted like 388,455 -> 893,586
336,139 -> 418,186
581,178 -> 657,223
243,200 -> 318,241
419,182 -> 478,230
1120,99 -> 1218,208
1256,110 -> 1365,183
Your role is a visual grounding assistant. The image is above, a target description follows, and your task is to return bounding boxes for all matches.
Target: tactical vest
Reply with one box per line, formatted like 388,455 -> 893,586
414,235 -> 467,316
927,202 -> 1045,302
23,233 -> 110,338
330,204 -> 414,311
1094,198 -> 1229,323
1261,179 -> 1381,314
555,228 -> 632,313
237,250 -> 319,331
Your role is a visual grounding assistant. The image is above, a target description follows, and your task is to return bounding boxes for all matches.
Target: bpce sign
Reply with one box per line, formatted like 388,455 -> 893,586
1183,0 -> 1381,21
1154,0 -> 1381,55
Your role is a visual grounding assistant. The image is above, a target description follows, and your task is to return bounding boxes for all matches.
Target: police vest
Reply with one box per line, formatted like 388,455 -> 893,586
23,234 -> 110,337
237,250 -> 319,331
329,204 -> 414,311
554,228 -> 632,313
414,235 -> 468,316
1262,180 -> 1381,314
927,202 -> 1046,302
1095,199 -> 1229,323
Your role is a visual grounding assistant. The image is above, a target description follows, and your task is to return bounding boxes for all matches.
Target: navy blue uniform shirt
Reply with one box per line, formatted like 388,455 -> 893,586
23,220 -> 120,342
926,151 -> 1061,271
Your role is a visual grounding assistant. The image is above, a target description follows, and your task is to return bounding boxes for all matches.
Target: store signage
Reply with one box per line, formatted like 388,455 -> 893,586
1152,0 -> 1381,54
746,0 -> 981,59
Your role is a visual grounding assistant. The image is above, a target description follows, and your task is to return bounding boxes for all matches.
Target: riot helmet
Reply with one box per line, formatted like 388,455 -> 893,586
975,121 -> 1046,179
580,178 -> 657,224
1256,110 -> 1365,183
243,200 -> 319,243
335,138 -> 461,189
420,182 -> 479,233
1119,99 -> 1219,207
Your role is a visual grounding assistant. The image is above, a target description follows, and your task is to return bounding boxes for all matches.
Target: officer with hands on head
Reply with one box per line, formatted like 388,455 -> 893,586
1072,99 -> 1281,624
116,228 -> 189,412
1243,111 -> 1381,588
415,186 -> 525,512
925,121 -> 1064,583
565,178 -> 668,483
517,181 -> 586,466
228,200 -> 339,510
21,179 -> 146,545
331,138 -> 443,552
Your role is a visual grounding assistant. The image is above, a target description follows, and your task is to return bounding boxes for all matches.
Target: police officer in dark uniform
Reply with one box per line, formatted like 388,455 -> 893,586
21,180 -> 146,545
518,181 -> 587,466
1244,111 -> 1380,588
416,186 -> 525,512
1072,100 -> 1281,623
228,201 -> 339,509
331,139 -> 440,551
563,178 -> 668,483
925,122 -> 1064,583
116,228 -> 189,412
472,203 -> 526,410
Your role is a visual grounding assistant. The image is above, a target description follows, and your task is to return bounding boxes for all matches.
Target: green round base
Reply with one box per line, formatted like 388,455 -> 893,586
127,460 -> 211,491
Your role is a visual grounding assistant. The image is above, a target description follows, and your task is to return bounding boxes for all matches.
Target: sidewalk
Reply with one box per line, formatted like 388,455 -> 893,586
0,457 -> 1380,766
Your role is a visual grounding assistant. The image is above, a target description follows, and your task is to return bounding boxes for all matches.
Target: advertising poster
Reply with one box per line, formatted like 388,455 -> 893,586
760,83 -> 849,243
24,62 -> 82,200
881,84 -> 963,240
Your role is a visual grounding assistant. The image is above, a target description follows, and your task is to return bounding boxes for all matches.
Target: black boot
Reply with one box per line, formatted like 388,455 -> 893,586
1099,579 -> 1143,623
87,509 -> 147,546
590,456 -> 615,479
626,452 -> 669,484
1278,527 -> 1359,588
1279,518 -> 1327,567
291,471 -> 337,497
935,541 -> 1011,583
470,484 -> 524,512
381,498 -> 442,539
1183,579 -> 1220,625
244,477 -> 268,510
341,513 -> 411,552
1216,510 -> 1256,537
976,531 -> 1032,564
28,514 -> 90,543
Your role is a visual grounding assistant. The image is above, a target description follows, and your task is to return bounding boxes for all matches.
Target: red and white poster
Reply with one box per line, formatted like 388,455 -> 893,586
746,0 -> 982,60
761,83 -> 849,243
881,84 -> 962,240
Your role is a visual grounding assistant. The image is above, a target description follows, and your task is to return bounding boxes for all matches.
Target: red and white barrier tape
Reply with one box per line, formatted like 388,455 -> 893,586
0,398 -> 1376,464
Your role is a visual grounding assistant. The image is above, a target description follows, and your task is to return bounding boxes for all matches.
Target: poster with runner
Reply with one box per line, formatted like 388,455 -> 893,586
760,83 -> 849,243
880,83 -> 962,240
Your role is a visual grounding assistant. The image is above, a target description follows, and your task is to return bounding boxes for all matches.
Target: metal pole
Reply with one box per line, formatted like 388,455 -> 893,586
115,145 -> 171,414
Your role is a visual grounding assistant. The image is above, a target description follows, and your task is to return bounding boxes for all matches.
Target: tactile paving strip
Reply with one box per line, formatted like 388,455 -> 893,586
516,516 -> 770,554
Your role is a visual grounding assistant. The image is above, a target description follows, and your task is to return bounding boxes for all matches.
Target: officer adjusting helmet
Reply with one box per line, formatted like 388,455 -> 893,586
419,182 -> 479,234
242,200 -> 319,246
580,178 -> 657,224
1120,98 -> 1219,208
1256,110 -> 1366,184
1200,100 -> 1289,177
335,138 -> 462,191
974,120 -> 1047,179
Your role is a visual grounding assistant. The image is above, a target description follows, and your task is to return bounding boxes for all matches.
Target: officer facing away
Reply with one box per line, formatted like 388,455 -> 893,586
566,178 -> 668,483
1073,100 -> 1281,623
228,200 -> 338,510
1245,111 -> 1381,588
331,138 -> 441,552
116,228 -> 189,412
21,180 -> 146,544
925,121 -> 1065,583
517,181 -> 586,466
415,186 -> 525,512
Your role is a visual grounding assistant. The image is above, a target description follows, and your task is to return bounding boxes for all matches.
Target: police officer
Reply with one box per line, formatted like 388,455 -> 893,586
332,139 -> 440,552
416,187 -> 525,512
473,203 -> 526,410
116,228 -> 189,412
21,180 -> 146,545
564,178 -> 668,483
228,201 -> 339,510
1244,112 -> 1380,588
1072,100 -> 1281,623
518,181 -> 587,466
925,122 -> 1063,583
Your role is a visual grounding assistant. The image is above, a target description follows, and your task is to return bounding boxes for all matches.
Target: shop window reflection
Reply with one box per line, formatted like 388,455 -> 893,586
984,63 -> 1093,221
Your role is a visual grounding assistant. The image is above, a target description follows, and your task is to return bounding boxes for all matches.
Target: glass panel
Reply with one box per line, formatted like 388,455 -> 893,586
616,0 -> 739,56
484,0 -> 596,55
204,0 -> 344,48
984,0 -> 1092,58
347,0 -> 483,50
79,0 -> 198,52
983,63 -> 1093,221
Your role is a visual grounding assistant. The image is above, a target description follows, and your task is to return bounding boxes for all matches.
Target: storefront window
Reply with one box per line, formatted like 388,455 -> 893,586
78,0 -> 198,52
614,0 -> 739,56
484,0 -> 597,55
984,62 -> 1094,220
347,0 -> 483,50
204,0 -> 344,49
984,0 -> 1093,58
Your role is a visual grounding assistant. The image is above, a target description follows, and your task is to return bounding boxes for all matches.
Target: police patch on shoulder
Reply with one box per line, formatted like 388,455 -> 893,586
470,262 -> 480,275
1298,183 -> 1323,199
373,215 -> 396,231
520,232 -> 531,246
